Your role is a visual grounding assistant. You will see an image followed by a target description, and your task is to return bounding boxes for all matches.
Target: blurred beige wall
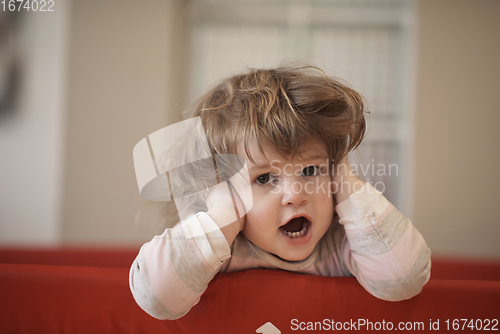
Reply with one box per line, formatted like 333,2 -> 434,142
61,0 -> 500,258
0,5 -> 70,245
62,0 -> 185,245
415,0 -> 500,258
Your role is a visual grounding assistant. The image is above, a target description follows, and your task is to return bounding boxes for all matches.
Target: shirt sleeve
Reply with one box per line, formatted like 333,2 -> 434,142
336,183 -> 431,301
129,212 -> 231,320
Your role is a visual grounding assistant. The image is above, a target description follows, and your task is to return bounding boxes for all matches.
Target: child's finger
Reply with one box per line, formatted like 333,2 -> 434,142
214,154 -> 253,217
205,181 -> 240,230
227,163 -> 253,218
205,181 -> 234,210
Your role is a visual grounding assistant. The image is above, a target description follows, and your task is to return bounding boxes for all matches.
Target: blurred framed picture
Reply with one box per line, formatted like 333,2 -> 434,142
0,10 -> 21,120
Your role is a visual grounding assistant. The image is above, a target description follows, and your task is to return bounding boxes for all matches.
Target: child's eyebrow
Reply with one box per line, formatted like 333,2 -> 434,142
296,153 -> 330,162
248,163 -> 271,172
248,154 -> 329,172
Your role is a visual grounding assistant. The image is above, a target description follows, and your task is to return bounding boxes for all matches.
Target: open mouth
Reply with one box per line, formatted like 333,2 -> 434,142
280,216 -> 311,239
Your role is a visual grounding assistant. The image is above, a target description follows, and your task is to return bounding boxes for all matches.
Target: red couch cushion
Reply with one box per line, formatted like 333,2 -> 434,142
3,247 -> 500,281
3,246 -> 500,284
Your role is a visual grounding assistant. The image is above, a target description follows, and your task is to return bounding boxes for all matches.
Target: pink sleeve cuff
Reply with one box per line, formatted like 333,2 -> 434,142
336,183 -> 389,230
181,212 -> 231,270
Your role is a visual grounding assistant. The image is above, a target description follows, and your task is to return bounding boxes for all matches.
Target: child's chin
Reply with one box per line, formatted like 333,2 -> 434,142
275,249 -> 312,262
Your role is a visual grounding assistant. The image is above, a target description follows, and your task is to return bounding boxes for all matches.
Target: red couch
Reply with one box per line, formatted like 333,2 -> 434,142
1,247 -> 499,334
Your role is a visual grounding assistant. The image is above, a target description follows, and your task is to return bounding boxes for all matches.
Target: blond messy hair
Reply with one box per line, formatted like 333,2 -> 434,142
137,65 -> 367,231
193,65 -> 367,165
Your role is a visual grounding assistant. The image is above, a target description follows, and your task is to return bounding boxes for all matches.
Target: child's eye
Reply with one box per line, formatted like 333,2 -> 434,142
303,166 -> 319,177
255,173 -> 277,185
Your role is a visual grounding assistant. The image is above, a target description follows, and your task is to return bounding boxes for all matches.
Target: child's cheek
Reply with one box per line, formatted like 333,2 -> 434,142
239,221 -> 259,246
240,212 -> 256,237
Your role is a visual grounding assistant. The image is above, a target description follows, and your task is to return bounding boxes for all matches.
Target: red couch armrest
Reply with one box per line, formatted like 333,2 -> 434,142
1,264 -> 499,333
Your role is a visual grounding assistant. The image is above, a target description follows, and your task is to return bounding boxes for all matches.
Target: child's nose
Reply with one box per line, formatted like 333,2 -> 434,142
280,178 -> 308,206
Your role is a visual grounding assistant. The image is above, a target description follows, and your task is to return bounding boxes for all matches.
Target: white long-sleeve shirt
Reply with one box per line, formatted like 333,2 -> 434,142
129,183 -> 431,320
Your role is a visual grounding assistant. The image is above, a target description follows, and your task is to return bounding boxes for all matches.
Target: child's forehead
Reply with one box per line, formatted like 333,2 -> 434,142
236,139 -> 329,166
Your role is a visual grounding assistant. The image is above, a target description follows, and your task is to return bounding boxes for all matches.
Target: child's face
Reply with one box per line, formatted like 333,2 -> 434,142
237,139 -> 334,262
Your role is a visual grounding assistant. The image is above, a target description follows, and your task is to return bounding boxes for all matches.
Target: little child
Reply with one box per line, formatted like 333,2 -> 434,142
129,65 -> 431,320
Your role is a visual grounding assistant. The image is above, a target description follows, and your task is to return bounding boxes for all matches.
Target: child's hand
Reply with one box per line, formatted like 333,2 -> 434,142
205,165 -> 253,245
206,181 -> 246,231
331,157 -> 365,205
